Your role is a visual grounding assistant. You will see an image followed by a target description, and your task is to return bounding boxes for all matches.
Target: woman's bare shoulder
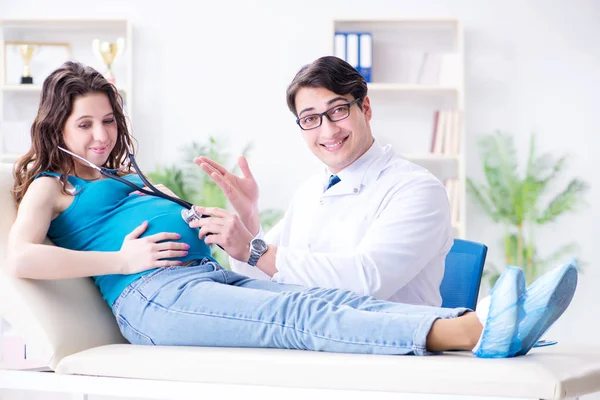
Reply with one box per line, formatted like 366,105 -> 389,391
23,175 -> 73,214
26,174 -> 62,192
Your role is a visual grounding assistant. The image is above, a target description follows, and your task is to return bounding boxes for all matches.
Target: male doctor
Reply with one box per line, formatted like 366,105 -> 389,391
191,56 -> 453,306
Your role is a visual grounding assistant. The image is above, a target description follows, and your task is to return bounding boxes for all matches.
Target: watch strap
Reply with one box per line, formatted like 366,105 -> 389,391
248,251 -> 261,267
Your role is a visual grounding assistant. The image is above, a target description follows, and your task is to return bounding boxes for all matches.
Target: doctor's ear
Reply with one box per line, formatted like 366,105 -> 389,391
361,96 -> 372,121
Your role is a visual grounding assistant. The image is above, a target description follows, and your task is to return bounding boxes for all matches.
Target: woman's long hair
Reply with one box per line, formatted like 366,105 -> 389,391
12,61 -> 135,205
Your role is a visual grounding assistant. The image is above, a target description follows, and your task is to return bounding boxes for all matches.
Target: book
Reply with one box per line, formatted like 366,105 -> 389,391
431,109 -> 461,156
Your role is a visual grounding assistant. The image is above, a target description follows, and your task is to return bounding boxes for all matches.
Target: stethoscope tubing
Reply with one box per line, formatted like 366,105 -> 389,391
58,146 -> 224,250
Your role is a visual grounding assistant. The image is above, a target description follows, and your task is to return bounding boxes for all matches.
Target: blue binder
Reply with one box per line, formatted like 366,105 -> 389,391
358,32 -> 372,83
333,31 -> 372,83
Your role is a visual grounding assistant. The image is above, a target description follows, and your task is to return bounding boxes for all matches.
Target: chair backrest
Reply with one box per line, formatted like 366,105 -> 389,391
0,163 -> 126,370
440,239 -> 488,310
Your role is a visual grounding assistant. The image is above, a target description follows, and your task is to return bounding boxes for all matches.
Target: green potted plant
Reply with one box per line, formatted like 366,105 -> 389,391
147,136 -> 283,268
467,132 -> 589,285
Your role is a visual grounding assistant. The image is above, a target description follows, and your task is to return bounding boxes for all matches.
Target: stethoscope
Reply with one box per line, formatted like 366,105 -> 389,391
58,145 -> 203,225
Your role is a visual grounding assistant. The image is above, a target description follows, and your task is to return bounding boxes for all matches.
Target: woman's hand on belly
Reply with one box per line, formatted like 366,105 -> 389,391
117,221 -> 190,274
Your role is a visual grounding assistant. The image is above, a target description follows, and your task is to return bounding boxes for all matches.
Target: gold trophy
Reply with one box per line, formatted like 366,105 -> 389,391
92,38 -> 125,84
17,44 -> 37,84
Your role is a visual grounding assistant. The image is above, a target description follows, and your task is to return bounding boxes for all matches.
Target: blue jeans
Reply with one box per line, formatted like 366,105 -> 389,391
111,259 -> 468,356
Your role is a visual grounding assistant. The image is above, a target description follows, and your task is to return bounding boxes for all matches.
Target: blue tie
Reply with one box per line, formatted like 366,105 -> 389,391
326,175 -> 341,190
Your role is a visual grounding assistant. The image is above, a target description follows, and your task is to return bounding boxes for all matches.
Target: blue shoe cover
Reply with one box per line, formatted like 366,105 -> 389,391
473,266 -> 526,358
515,259 -> 578,356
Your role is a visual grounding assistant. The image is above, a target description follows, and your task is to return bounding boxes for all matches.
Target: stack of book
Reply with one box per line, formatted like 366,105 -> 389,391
431,109 -> 462,228
430,109 -> 461,156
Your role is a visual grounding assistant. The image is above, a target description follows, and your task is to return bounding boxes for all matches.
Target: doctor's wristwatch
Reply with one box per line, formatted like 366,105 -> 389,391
248,238 -> 268,267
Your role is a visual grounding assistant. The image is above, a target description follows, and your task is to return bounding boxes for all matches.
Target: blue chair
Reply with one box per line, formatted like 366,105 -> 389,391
440,239 -> 488,310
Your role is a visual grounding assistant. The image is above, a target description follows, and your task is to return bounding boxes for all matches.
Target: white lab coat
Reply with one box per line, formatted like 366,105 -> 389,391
230,142 -> 453,306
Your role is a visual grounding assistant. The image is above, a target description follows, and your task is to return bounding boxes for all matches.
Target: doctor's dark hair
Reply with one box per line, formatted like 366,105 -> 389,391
12,61 -> 135,205
286,56 -> 368,117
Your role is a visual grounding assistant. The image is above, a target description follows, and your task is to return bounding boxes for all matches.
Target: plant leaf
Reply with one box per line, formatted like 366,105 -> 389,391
536,179 -> 589,224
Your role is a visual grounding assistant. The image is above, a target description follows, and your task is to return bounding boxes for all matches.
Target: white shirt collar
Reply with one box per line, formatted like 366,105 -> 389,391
323,139 -> 390,193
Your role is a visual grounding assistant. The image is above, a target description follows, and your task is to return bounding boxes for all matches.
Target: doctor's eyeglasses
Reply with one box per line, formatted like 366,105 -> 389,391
296,97 -> 362,131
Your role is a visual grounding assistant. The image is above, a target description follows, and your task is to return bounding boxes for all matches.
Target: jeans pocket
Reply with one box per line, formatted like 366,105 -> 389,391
117,314 -> 155,346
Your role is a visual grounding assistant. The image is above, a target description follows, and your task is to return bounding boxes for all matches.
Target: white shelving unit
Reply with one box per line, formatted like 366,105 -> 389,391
0,19 -> 133,164
330,18 -> 466,238
367,83 -> 459,92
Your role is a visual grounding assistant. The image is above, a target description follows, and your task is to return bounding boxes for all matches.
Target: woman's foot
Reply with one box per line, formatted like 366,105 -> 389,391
427,260 -> 577,357
472,259 -> 578,358
515,259 -> 578,356
472,266 -> 526,358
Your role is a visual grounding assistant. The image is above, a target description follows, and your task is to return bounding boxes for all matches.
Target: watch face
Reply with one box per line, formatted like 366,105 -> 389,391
251,238 -> 268,253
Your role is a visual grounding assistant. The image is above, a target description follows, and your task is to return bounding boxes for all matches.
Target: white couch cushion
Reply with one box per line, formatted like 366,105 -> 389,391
0,163 -> 126,369
56,343 -> 600,399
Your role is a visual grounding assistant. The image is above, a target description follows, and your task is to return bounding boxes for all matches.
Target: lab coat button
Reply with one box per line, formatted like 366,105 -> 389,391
353,188 -> 359,193
319,199 -> 324,205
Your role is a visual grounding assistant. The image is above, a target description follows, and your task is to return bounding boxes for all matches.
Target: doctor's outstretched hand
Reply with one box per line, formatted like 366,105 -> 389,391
188,206 -> 254,263
194,155 -> 260,235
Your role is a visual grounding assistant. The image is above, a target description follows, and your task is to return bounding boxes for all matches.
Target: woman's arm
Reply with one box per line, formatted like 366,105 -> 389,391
7,177 -> 188,279
7,176 -> 125,279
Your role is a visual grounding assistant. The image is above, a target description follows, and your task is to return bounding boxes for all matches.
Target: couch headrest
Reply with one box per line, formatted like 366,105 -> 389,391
0,163 -> 126,370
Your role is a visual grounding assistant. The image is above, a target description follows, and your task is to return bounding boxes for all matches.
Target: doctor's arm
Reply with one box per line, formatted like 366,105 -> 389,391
257,181 -> 453,299
227,217 -> 285,280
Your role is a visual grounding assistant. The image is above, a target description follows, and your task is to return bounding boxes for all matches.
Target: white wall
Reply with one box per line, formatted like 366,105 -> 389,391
1,0 -> 599,374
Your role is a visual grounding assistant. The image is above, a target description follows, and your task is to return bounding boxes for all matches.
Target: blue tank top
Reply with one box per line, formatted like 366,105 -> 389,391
36,172 -> 215,306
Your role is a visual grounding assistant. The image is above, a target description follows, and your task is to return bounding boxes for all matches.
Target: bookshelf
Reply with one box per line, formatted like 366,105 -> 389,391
367,83 -> 458,92
330,18 -> 466,238
0,19 -> 133,164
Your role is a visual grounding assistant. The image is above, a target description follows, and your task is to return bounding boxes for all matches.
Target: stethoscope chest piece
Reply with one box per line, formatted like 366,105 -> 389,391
181,207 -> 202,224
